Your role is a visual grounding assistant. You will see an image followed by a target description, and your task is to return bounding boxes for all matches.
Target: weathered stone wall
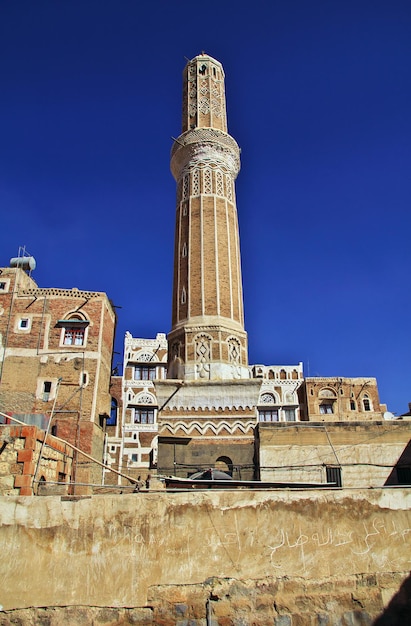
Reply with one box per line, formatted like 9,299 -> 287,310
0,424 -> 73,496
258,421 -> 411,487
1,489 -> 410,624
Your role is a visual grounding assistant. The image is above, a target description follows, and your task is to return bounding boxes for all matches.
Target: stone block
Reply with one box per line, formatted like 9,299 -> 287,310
0,475 -> 14,489
174,604 -> 188,616
0,461 -> 10,475
342,610 -> 372,625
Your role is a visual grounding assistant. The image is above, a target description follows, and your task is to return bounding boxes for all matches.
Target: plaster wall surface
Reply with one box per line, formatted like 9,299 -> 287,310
1,488 -> 410,618
258,421 -> 411,487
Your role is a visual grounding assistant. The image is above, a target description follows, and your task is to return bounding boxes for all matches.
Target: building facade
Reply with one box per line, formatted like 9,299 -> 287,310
0,257 -> 116,490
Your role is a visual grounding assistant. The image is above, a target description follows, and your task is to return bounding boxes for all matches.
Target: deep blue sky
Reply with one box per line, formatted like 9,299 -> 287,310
1,1 -> 410,415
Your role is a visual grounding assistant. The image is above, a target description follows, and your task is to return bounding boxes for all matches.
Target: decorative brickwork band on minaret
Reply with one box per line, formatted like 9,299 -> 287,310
168,53 -> 249,381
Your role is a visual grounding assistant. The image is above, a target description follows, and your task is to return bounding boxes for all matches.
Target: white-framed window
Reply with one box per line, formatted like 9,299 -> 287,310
57,315 -> 89,347
258,409 -> 279,422
134,407 -> 155,424
43,381 -> 52,401
36,378 -> 58,402
19,318 -> 30,330
63,327 -> 85,346
80,371 -> 89,386
320,402 -> 334,415
0,279 -> 10,293
284,408 -> 296,422
134,365 -> 156,381
15,316 -> 31,332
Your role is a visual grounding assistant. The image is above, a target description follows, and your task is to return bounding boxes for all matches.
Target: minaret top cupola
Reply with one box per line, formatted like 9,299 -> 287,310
182,53 -> 228,133
168,54 -> 248,381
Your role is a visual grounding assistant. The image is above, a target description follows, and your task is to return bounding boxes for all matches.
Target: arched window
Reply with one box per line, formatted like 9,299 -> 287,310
259,393 -> 279,405
215,456 -> 233,476
319,388 -> 336,415
363,394 -> 372,411
58,313 -> 89,347
107,398 -> 117,425
285,391 -> 295,404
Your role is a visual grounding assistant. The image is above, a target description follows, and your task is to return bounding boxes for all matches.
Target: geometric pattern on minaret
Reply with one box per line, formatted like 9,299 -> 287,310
168,53 -> 249,381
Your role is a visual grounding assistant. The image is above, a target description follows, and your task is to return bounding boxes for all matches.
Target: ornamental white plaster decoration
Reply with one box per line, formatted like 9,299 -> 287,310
228,337 -> 242,379
171,129 -> 240,178
319,388 -> 336,398
135,392 -> 155,405
228,338 -> 241,364
192,169 -> 200,195
182,174 -> 189,200
211,82 -> 220,97
198,97 -> 210,114
260,393 -> 277,405
159,420 -> 255,436
195,333 -> 211,379
285,392 -> 295,404
211,99 -> 221,117
136,352 -> 155,362
225,173 -> 233,202
200,80 -> 208,95
203,168 -> 212,194
216,170 -> 224,196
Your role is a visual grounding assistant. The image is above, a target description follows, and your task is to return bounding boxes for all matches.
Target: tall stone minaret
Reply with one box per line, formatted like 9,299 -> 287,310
168,53 -> 249,381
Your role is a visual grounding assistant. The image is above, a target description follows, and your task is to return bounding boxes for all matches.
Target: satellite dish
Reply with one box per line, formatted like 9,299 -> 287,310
383,411 -> 396,421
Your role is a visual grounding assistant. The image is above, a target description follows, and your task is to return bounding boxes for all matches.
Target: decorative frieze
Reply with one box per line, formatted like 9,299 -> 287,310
159,419 -> 255,436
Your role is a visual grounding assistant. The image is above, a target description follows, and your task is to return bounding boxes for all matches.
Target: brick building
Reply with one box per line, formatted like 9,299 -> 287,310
0,257 -> 116,490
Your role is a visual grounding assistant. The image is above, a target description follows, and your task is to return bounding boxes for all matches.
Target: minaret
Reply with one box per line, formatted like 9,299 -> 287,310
168,53 -> 249,381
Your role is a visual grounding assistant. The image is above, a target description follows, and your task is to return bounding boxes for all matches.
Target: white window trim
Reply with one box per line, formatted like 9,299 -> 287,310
36,378 -> 58,402
59,324 -> 89,348
0,278 -> 10,293
15,316 -> 32,332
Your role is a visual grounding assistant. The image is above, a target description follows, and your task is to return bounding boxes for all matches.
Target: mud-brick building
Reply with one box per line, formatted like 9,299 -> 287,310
257,376 -> 411,488
299,376 -> 385,421
104,331 -> 167,485
0,258 -> 116,489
